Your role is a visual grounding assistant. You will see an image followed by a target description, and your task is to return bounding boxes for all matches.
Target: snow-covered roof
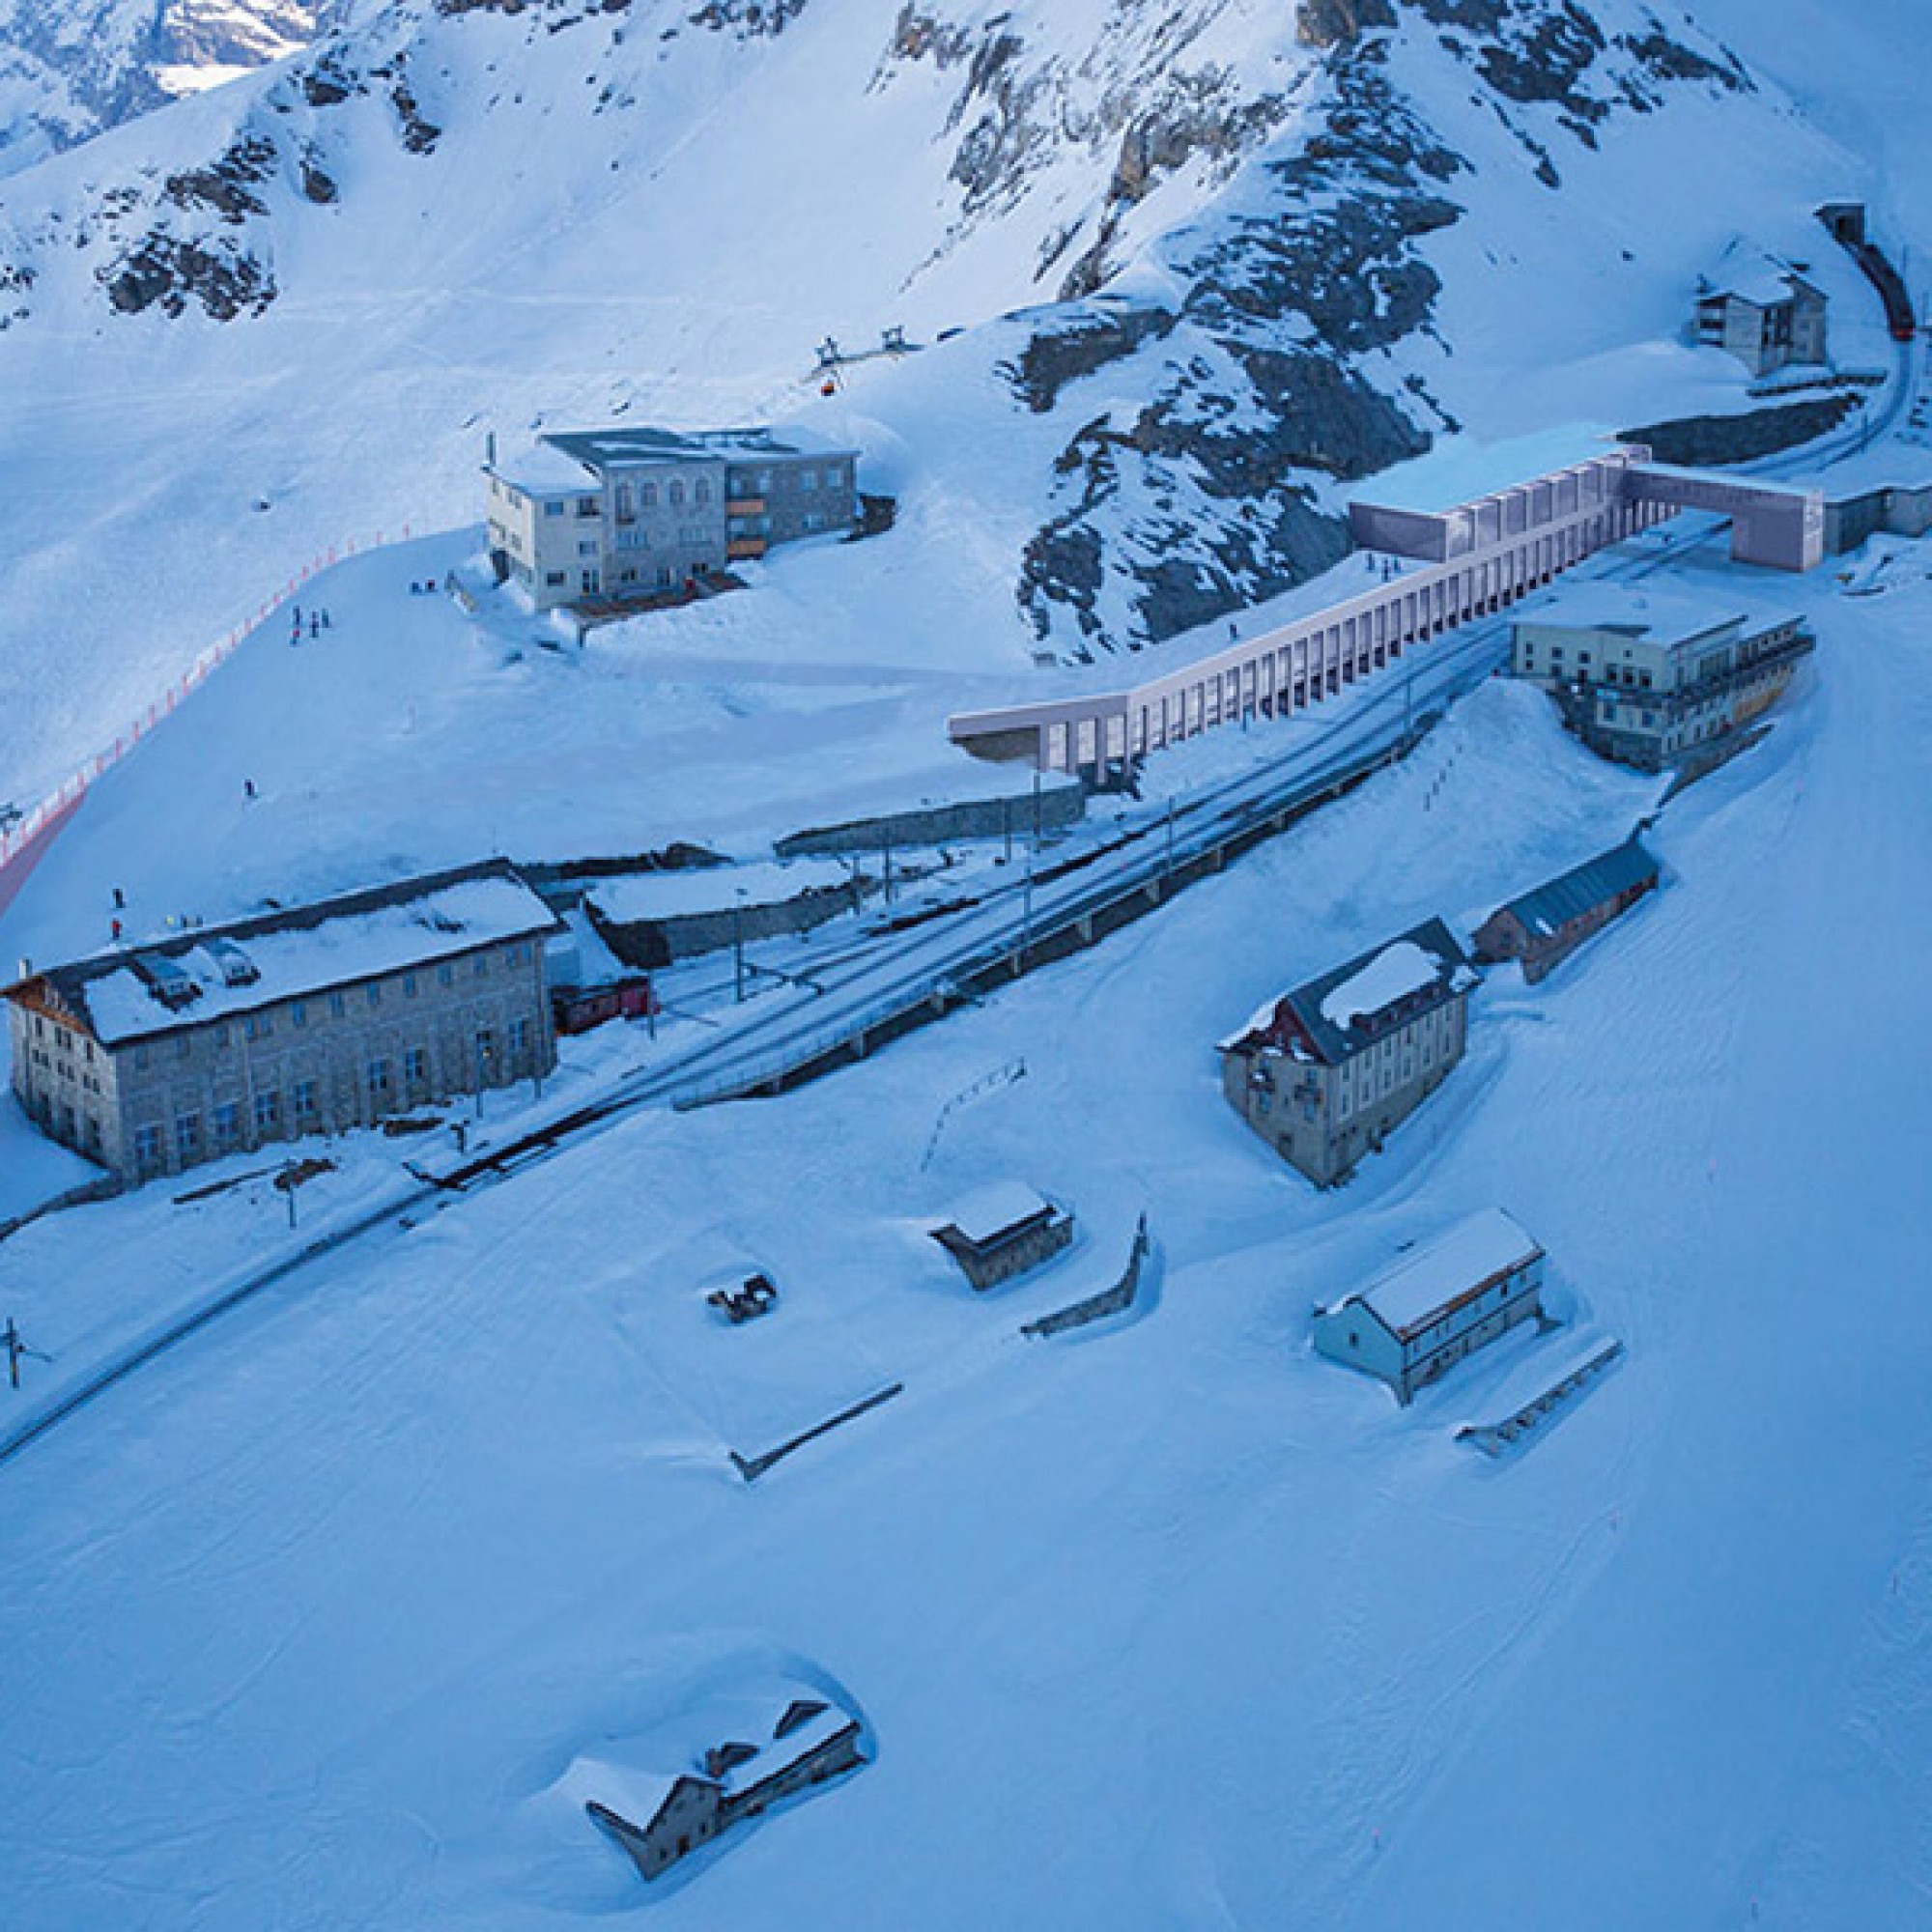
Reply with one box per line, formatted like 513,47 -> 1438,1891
933,1181 -> 1055,1246
1319,942 -> 1441,1032
1223,918 -> 1477,1067
540,423 -> 860,475
586,858 -> 855,925
14,861 -> 559,1047
1514,586 -> 1747,644
1353,426 -> 1629,517
567,1686 -> 862,1836
489,443 -> 598,496
1325,1208 -> 1544,1339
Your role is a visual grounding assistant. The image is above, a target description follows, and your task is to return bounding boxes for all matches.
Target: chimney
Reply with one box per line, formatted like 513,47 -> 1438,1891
15,956 -> 30,980
486,429 -> 498,469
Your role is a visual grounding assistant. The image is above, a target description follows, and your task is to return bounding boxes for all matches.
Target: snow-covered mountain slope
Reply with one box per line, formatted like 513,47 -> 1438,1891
0,0 -> 1907,810
0,0 -> 322,177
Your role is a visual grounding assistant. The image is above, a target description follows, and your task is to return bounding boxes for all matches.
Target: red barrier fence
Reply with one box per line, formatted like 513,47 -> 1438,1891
0,525 -> 414,915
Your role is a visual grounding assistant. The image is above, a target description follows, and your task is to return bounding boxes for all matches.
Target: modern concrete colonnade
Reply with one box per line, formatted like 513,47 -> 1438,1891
950,487 -> 1675,779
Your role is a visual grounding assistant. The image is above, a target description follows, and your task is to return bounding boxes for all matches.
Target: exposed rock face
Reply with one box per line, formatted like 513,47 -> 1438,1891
1009,1 -> 1754,658
101,234 -> 275,319
1621,396 -> 1857,468
0,0 -> 325,179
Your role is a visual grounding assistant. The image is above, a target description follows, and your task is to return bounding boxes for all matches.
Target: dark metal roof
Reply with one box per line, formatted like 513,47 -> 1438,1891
1495,837 -> 1659,943
1228,918 -> 1478,1069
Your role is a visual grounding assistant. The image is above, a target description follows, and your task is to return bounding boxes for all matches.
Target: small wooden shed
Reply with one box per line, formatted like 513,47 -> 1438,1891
929,1182 -> 1074,1291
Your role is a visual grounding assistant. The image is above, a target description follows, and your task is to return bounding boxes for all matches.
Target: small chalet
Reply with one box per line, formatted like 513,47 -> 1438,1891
1219,919 -> 1479,1187
1472,836 -> 1660,983
1314,1208 -> 1548,1405
929,1181 -> 1074,1291
586,1690 -> 867,1885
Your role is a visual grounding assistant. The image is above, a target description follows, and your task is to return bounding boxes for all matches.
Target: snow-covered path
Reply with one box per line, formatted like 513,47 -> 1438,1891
2,531 -> 1928,1926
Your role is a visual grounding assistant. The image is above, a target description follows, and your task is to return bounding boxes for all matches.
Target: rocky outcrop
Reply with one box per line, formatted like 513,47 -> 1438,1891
0,1 -> 322,179
1012,1 -> 1756,658
100,234 -> 275,320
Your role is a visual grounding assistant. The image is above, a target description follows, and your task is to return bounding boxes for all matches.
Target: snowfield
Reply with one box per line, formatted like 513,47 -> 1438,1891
1,0 -> 1931,1924
3,517 -> 1932,1925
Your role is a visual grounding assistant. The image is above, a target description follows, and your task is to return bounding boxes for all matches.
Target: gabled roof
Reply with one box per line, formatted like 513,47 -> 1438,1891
1322,1208 -> 1544,1340
1492,837 -> 1659,942
1224,918 -> 1478,1067
5,859 -> 559,1048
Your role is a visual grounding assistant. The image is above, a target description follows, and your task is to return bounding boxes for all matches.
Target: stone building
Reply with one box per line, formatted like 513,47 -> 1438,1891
1511,590 -> 1814,772
1219,919 -> 1479,1187
586,1692 -> 867,1884
1472,836 -> 1660,984
485,423 -> 861,611
4,859 -> 559,1186
582,859 -> 868,970
1693,264 -> 1829,376
929,1182 -> 1075,1291
1313,1208 -> 1548,1405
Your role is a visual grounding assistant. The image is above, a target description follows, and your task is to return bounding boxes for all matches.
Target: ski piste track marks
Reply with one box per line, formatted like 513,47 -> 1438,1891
0,332 -> 1914,1476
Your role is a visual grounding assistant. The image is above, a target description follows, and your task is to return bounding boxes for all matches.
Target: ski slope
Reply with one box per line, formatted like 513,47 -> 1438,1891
3,519 -> 1932,1925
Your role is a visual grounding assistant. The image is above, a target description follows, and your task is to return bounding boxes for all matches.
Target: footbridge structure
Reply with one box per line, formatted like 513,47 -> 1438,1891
951,443 -> 1823,777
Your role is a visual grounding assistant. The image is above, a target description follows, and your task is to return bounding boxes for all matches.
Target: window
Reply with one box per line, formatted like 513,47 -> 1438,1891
641,481 -> 658,508
403,973 -> 417,998
175,1112 -> 201,1160
474,956 -> 489,980
614,481 -> 635,521
544,500 -> 563,518
668,479 -> 685,507
546,570 -> 566,587
438,963 -> 454,989
134,1123 -> 162,1171
135,1044 -> 150,1071
509,1017 -> 530,1060
178,1035 -> 192,1061
366,983 -> 382,1009
293,1080 -> 318,1126
329,992 -> 347,1019
404,1046 -> 427,1087
368,1058 -> 390,1099
292,1001 -> 307,1030
244,1011 -> 272,1040
212,1102 -> 240,1151
695,477 -> 711,504
801,468 -> 818,491
576,496 -> 598,520
578,539 -> 598,557
254,1090 -> 279,1133
475,1027 -> 496,1069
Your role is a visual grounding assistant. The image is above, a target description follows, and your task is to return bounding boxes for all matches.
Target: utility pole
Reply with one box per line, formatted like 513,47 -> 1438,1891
3,1318 -> 47,1391
734,890 -> 748,1003
1165,797 -> 1177,884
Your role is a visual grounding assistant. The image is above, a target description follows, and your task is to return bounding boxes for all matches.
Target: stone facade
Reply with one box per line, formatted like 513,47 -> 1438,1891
1220,919 -> 1477,1187
6,861 -> 558,1186
1694,270 -> 1829,377
587,1695 -> 867,1886
487,424 -> 860,611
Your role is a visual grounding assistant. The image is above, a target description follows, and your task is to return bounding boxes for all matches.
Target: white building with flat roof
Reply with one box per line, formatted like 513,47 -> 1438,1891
486,423 -> 861,611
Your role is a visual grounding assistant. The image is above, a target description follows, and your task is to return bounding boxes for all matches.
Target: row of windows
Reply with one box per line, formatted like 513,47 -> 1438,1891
129,1020 -> 532,1173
